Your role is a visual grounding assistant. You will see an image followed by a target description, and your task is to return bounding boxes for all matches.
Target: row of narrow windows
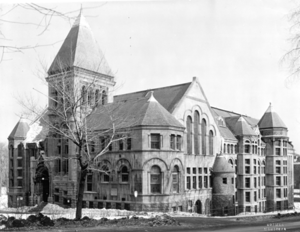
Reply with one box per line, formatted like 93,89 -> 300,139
51,86 -> 108,108
186,111 -> 214,155
85,165 -> 180,195
81,86 -> 107,106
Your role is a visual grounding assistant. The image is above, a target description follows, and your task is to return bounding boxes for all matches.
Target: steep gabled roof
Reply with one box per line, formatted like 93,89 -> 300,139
258,104 -> 287,129
88,91 -> 185,130
225,116 -> 257,136
114,82 -> 191,113
48,13 -> 113,76
8,119 -> 30,140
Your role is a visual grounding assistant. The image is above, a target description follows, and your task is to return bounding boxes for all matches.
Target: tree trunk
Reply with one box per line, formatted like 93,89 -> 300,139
75,166 -> 88,220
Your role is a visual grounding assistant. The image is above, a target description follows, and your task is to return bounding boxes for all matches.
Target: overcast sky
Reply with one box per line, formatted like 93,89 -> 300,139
1,0 -> 300,152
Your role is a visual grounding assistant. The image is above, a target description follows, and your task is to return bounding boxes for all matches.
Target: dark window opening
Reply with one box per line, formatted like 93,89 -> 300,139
151,134 -> 161,149
150,165 -> 161,193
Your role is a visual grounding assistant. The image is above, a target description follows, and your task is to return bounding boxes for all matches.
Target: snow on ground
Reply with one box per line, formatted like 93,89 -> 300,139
1,188 -> 300,220
0,187 -> 7,209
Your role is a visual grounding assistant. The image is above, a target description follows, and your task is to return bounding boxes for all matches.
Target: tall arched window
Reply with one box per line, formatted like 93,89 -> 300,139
81,86 -> 87,105
102,90 -> 107,105
172,165 -> 179,193
186,116 -> 193,155
150,165 -> 161,194
101,165 -> 110,182
88,90 -> 93,106
209,130 -> 213,155
95,89 -> 100,106
231,144 -> 234,154
227,144 -> 230,154
121,166 -> 129,182
53,90 -> 58,107
194,111 -> 200,155
201,119 -> 207,155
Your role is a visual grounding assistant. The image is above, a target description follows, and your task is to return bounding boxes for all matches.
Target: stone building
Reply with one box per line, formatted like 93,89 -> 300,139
7,13 -> 295,215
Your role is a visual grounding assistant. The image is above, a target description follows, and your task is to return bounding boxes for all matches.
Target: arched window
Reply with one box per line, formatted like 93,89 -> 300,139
101,165 -> 110,182
95,89 -> 100,106
150,165 -> 161,194
121,166 -> 129,182
186,116 -> 193,155
102,90 -> 107,105
227,144 -> 230,154
194,111 -> 200,155
223,144 -> 226,153
81,86 -> 87,105
53,90 -> 58,107
258,161 -> 261,174
88,90 -> 93,106
201,119 -> 207,155
244,140 -> 250,153
172,165 -> 179,193
231,145 -> 234,154
228,159 -> 233,166
86,171 -> 93,191
209,130 -> 213,155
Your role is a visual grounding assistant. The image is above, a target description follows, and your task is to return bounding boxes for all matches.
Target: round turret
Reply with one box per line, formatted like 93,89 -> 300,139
211,155 -> 235,216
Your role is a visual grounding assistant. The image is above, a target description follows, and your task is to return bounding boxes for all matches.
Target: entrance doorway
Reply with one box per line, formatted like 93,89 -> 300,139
35,165 -> 49,203
195,200 -> 202,214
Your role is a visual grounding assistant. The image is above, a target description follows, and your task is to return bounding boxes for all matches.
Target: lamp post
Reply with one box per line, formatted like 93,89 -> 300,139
134,190 -> 138,213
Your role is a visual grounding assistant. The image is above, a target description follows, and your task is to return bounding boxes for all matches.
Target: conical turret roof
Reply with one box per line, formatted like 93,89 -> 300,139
8,118 -> 30,140
258,104 -> 287,129
212,155 -> 234,173
48,13 -> 113,76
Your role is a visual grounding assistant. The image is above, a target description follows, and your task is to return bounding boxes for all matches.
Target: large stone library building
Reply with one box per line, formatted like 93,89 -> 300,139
7,13 -> 295,215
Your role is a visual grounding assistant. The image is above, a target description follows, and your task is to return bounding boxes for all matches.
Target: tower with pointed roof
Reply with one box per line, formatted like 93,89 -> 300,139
46,12 -> 115,110
224,115 -> 265,214
258,104 -> 294,211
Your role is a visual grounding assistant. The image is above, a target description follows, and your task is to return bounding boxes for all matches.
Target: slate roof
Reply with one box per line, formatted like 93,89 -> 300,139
8,119 -> 30,140
48,13 -> 113,76
211,107 -> 259,126
225,116 -> 257,136
212,155 -> 235,173
218,126 -> 238,141
258,104 -> 287,129
114,82 -> 191,113
88,92 -> 185,130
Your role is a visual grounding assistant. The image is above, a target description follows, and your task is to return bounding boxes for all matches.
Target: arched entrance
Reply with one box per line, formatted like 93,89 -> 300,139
195,200 -> 202,214
205,199 -> 210,215
35,161 -> 49,203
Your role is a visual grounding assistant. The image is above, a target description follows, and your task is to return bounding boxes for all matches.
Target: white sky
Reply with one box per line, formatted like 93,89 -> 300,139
1,0 -> 300,152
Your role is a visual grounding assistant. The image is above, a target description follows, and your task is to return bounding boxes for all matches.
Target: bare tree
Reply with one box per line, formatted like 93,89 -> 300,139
282,5 -> 300,86
0,3 -> 105,62
18,59 -> 131,219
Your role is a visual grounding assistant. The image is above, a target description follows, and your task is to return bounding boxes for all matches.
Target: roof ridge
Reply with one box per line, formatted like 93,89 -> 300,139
115,82 -> 191,98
